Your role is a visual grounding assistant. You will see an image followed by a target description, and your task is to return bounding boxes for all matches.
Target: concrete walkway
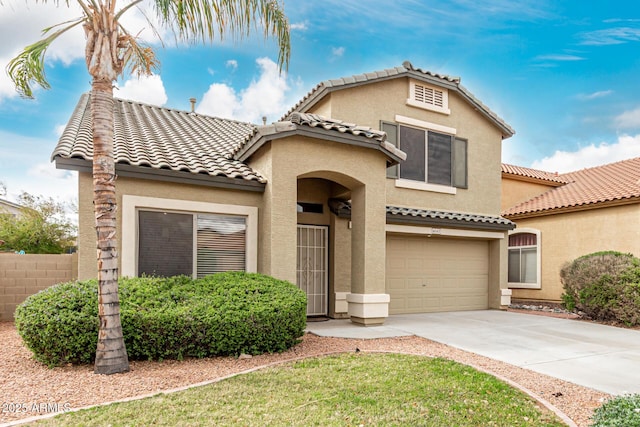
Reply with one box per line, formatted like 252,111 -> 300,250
306,310 -> 640,395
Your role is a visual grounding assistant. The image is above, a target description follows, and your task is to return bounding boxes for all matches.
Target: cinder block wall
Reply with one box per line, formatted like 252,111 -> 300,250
0,253 -> 78,321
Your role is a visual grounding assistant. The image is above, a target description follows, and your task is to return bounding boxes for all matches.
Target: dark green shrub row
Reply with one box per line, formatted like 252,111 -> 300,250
591,394 -> 640,426
15,272 -> 307,367
560,251 -> 640,326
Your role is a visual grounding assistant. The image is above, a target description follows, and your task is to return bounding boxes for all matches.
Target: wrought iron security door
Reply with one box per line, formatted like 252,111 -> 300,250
296,225 -> 328,316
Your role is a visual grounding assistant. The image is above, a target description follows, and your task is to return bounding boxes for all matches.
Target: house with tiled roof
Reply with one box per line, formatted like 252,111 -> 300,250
53,61 -> 516,325
501,158 -> 640,302
0,198 -> 23,218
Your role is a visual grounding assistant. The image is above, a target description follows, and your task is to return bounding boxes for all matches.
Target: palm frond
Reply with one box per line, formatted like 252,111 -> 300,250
153,0 -> 290,70
117,24 -> 160,77
6,19 -> 84,98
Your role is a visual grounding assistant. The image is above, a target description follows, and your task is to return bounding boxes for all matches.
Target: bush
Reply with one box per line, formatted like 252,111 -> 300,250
591,394 -> 640,427
15,272 -> 307,367
560,251 -> 640,326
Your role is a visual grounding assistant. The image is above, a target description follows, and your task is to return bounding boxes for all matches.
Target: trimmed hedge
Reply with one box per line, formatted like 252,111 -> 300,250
560,251 -> 640,326
15,272 -> 307,367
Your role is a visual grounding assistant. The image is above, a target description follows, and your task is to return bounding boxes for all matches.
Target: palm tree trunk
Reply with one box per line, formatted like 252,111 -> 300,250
91,79 -> 129,375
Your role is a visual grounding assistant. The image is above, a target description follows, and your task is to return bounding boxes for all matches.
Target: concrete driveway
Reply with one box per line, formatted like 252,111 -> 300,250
306,310 -> 640,395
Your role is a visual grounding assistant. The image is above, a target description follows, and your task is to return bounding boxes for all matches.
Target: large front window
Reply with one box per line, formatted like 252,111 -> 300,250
508,231 -> 540,288
138,210 -> 246,277
384,122 -> 467,188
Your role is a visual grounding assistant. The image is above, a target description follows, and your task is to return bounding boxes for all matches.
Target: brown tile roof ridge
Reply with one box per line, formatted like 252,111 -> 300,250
52,93 -> 267,184
283,61 -> 514,137
501,163 -> 570,184
503,157 -> 640,217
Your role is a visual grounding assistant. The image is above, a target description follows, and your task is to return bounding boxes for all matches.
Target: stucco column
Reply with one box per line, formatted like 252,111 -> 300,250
263,168 -> 298,285
488,235 -> 511,308
347,183 -> 389,325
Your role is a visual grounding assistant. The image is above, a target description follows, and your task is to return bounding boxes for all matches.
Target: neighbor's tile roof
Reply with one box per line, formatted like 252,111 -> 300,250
285,61 -> 515,137
502,163 -> 570,184
52,93 -> 266,183
503,157 -> 640,217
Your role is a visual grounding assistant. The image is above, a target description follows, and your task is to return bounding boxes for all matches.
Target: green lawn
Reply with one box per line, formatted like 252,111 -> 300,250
34,353 -> 566,426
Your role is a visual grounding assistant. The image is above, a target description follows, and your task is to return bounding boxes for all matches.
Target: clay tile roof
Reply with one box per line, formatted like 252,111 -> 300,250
328,200 -> 515,231
503,157 -> 640,217
234,112 -> 406,163
502,163 -> 570,184
52,93 -> 266,184
284,61 -> 514,137
288,112 -> 386,141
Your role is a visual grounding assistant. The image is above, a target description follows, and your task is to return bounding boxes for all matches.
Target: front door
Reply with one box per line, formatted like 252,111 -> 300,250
296,225 -> 328,316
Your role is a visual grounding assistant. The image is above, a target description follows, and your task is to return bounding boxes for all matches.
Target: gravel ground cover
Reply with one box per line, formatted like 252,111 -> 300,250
0,321 -> 608,427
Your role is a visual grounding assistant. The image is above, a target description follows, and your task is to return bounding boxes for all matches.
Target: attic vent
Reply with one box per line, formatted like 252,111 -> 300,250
407,80 -> 450,115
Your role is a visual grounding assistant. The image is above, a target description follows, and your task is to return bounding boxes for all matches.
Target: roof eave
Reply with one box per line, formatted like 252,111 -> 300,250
54,157 -> 266,192
503,197 -> 640,220
235,124 -> 405,165
291,71 -> 515,139
501,172 -> 567,187
386,213 -> 516,231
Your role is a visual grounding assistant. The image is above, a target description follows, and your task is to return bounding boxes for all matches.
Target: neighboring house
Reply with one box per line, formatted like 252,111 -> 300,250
52,61 -> 515,325
501,159 -> 640,302
0,198 -> 23,218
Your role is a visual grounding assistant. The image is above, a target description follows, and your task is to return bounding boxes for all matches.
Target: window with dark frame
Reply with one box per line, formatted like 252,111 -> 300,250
137,210 -> 246,278
383,122 -> 467,188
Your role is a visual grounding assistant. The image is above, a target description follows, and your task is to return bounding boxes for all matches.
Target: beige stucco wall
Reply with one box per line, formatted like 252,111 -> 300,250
501,177 -> 556,211
77,172 -> 263,280
308,78 -> 506,217
248,135 -> 388,296
510,204 -> 640,301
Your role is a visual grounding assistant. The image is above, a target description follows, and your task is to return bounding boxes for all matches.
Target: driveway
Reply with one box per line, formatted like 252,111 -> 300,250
305,310 -> 640,395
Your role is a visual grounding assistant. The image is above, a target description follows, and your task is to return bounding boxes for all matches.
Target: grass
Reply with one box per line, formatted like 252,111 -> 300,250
33,353 -> 566,426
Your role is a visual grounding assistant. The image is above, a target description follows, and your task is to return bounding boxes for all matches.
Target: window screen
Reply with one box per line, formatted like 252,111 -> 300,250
138,211 -> 193,277
399,125 -> 426,181
196,214 -> 246,277
138,210 -> 246,278
427,131 -> 452,186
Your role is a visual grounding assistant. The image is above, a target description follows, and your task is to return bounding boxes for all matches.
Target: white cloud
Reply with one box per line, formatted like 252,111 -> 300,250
331,47 -> 345,60
531,134 -> 640,173
4,163 -> 77,206
226,60 -> 238,70
197,57 -> 290,124
115,74 -> 168,105
535,54 -> 585,61
579,27 -> 640,46
0,0 -> 168,102
614,107 -> 640,130
577,90 -> 612,100
290,21 -> 308,31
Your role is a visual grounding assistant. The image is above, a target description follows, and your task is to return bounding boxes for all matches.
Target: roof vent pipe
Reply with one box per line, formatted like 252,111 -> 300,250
262,116 -> 267,125
189,98 -> 196,113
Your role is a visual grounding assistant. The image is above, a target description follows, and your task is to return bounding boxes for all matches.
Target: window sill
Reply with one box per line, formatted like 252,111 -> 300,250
394,179 -> 456,195
508,282 -> 542,290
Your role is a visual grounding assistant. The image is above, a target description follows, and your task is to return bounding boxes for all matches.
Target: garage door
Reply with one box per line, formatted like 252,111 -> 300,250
386,234 -> 489,314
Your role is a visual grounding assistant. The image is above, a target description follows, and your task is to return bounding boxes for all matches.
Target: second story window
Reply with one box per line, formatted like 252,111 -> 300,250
383,122 -> 467,189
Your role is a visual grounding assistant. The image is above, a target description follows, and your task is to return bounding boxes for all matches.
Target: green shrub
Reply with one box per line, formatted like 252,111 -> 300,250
560,251 -> 640,326
15,272 -> 307,367
591,394 -> 640,427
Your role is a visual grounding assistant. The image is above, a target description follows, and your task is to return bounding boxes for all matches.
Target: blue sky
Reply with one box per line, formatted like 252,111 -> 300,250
2,0 -> 640,205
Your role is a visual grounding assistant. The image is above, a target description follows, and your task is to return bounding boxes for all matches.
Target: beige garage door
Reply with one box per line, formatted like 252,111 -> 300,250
386,234 -> 489,314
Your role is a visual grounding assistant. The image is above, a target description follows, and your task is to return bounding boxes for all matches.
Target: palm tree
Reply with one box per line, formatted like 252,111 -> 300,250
7,0 -> 290,375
